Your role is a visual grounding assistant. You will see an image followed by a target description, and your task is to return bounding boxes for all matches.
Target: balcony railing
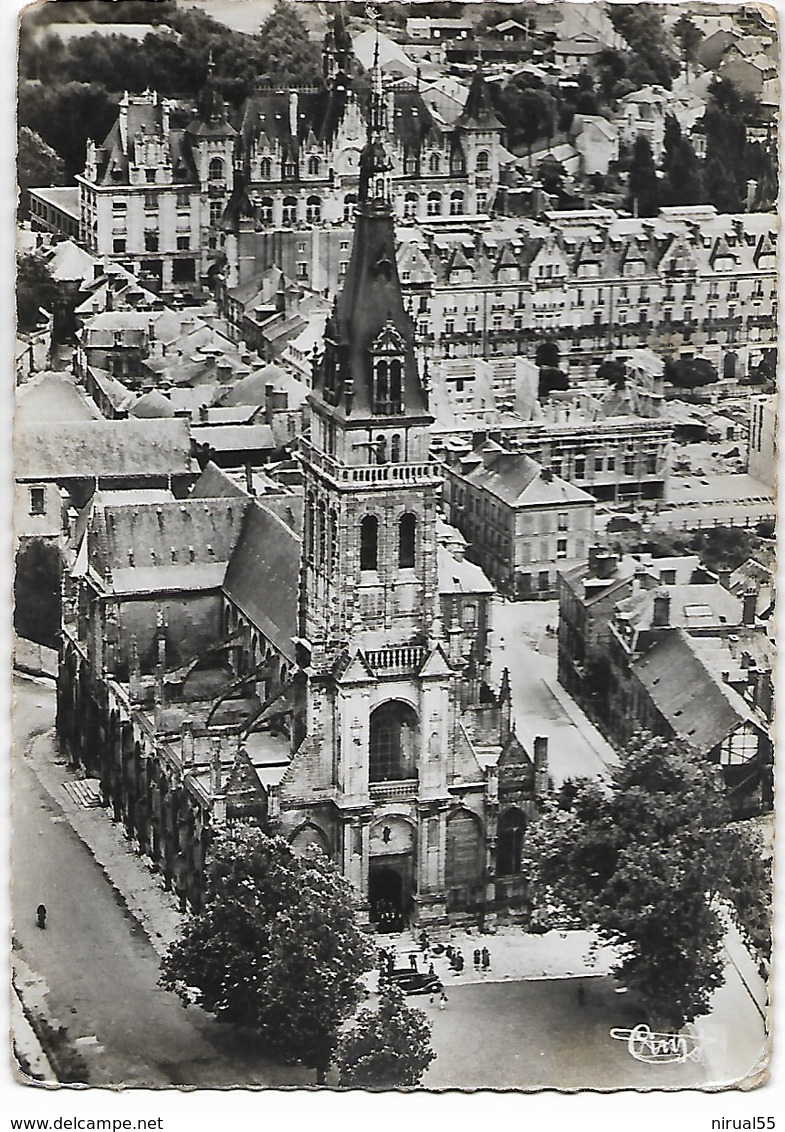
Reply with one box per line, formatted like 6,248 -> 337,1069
364,645 -> 427,675
298,439 -> 441,488
369,779 -> 419,801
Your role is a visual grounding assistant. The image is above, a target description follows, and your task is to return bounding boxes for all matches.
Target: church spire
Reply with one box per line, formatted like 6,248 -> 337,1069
358,20 -> 392,209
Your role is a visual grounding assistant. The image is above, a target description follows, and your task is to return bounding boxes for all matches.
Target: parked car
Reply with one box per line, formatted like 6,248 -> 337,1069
387,969 -> 442,996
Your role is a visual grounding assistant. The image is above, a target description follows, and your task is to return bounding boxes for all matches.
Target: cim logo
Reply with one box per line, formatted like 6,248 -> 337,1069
610,1024 -> 703,1065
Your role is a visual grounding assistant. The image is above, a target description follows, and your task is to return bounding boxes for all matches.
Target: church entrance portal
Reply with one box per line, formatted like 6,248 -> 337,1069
369,854 -> 412,932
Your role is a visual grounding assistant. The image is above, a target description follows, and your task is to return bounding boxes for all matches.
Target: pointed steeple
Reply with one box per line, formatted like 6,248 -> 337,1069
323,2 -> 354,86
310,21 -> 430,427
456,55 -> 502,130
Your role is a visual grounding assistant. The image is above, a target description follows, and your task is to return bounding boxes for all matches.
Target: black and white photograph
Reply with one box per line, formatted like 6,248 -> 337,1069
6,0 -> 778,1107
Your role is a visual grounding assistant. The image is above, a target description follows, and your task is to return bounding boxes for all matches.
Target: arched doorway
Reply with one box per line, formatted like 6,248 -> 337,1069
369,816 -> 415,931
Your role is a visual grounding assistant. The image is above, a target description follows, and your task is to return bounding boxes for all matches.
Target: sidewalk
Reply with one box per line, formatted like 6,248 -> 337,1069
369,924 -> 619,991
25,728 -> 183,959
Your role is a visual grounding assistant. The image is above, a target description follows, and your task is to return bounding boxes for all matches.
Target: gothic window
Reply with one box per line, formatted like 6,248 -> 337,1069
427,191 -> 441,216
450,147 -> 465,175
496,809 -> 526,876
282,196 -> 297,225
308,155 -> 321,176
390,434 -> 401,463
343,193 -> 357,221
429,152 -> 441,175
404,151 -> 418,176
360,515 -> 378,571
398,512 -> 416,569
259,157 -> 272,179
369,701 -> 419,782
374,435 -> 387,464
450,190 -> 465,216
403,192 -> 417,219
283,159 -> 297,179
306,195 -> 321,222
260,197 -> 274,224
476,150 -> 490,173
477,190 -> 488,212
208,157 -> 225,181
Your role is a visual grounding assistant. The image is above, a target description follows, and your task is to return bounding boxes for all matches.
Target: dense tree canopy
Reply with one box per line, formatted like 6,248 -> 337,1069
626,134 -> 660,217
664,356 -> 718,389
522,733 -> 770,1029
661,116 -> 704,207
608,4 -> 680,90
17,127 -> 66,219
14,540 -> 62,649
159,829 -> 373,1083
336,983 -> 436,1088
18,81 -> 119,181
17,253 -> 59,332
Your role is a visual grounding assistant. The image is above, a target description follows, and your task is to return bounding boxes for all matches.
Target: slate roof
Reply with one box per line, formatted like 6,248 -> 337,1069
84,496 -> 249,596
437,545 -> 495,595
615,583 -> 744,632
190,462 -> 250,499
457,449 -> 595,509
222,502 -> 300,663
633,628 -> 762,756
15,419 -> 193,481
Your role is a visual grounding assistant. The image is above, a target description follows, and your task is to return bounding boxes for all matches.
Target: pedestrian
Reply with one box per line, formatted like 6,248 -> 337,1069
428,962 -> 435,977
439,989 -> 448,1011
445,944 -> 454,962
409,952 -> 418,971
473,948 -> 481,968
481,946 -> 490,970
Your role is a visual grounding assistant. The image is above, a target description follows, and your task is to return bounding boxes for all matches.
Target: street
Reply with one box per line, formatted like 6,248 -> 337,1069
489,598 -> 618,785
12,675 -> 308,1088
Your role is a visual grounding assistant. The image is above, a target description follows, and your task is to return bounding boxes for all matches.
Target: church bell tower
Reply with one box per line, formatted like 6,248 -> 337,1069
282,48 -> 457,928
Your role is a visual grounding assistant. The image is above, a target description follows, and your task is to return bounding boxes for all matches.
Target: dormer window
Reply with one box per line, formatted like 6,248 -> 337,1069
208,157 -> 224,181
259,157 -> 272,179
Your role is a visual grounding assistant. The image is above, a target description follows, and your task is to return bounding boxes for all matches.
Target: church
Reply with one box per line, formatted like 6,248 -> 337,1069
56,46 -> 545,932
277,65 -> 544,927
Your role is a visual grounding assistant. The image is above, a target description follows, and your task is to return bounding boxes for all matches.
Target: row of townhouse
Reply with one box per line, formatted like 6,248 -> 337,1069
398,206 -> 778,380
558,547 -> 774,817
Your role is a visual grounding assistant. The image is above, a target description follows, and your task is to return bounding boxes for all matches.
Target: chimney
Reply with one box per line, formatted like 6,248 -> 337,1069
210,738 -> 223,797
180,721 -> 194,768
596,553 -> 618,581
533,735 -> 548,796
217,361 -> 233,384
652,592 -> 670,627
540,467 -> 553,482
245,463 -> 255,495
719,569 -> 732,590
742,591 -> 757,626
289,90 -> 299,141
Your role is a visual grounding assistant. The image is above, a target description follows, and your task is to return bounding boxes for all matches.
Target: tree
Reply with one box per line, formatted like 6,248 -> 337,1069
522,733 -> 771,1029
14,539 -> 62,649
664,356 -> 717,389
661,118 -> 704,207
17,126 -> 65,219
673,14 -> 703,82
18,81 -> 119,180
336,983 -> 436,1088
608,4 -> 680,90
256,0 -> 323,88
498,77 -> 556,155
17,253 -> 59,332
597,359 -> 627,387
626,135 -> 660,217
159,829 -> 373,1083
